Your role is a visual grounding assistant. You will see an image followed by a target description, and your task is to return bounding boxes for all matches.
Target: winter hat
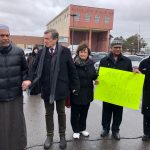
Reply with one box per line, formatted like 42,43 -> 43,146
0,24 -> 9,30
111,37 -> 123,47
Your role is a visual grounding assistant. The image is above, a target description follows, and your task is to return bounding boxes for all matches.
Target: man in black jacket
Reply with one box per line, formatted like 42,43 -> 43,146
99,37 -> 132,140
0,24 -> 31,150
139,57 -> 150,141
30,29 -> 79,149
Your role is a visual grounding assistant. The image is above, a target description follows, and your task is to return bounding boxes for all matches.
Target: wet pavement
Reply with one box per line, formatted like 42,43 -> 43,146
23,92 -> 150,150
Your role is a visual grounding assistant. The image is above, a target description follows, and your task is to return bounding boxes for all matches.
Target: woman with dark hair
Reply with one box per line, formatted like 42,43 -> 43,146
27,47 -> 39,68
27,46 -> 40,95
70,43 -> 98,139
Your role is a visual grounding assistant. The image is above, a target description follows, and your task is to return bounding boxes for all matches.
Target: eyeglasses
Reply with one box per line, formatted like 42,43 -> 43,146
0,34 -> 10,38
113,46 -> 122,49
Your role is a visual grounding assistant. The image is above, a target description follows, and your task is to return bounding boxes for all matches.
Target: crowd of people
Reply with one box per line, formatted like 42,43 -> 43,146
0,24 -> 150,150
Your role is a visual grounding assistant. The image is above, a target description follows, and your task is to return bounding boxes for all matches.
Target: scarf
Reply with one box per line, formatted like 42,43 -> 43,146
49,45 -> 62,103
74,55 -> 90,67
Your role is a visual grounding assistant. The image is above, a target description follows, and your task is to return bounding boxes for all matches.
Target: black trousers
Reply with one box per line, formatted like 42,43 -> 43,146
143,115 -> 150,135
71,103 -> 90,133
102,102 -> 123,133
44,99 -> 66,137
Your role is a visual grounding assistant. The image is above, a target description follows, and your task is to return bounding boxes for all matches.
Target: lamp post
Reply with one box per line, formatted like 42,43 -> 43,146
131,42 -> 134,54
70,13 -> 77,52
138,24 -> 141,53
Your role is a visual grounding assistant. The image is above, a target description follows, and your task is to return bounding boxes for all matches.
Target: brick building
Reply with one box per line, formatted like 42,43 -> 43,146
47,4 -> 114,52
11,35 -> 44,50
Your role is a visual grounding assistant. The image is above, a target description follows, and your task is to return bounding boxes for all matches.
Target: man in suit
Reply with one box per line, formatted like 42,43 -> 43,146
30,29 -> 79,149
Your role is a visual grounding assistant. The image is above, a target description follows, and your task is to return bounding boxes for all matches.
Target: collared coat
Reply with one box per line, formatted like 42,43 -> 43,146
99,52 -> 132,72
30,44 -> 80,102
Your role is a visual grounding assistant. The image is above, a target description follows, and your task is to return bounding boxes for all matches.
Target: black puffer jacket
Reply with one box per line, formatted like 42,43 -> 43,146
0,44 -> 28,101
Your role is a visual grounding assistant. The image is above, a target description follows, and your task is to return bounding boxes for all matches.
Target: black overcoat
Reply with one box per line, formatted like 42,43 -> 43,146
30,44 -> 80,102
99,52 -> 132,72
139,57 -> 150,116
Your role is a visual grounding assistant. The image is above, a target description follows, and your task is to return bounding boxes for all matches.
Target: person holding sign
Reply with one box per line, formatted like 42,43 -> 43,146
139,57 -> 150,141
70,43 -> 97,139
98,37 -> 132,140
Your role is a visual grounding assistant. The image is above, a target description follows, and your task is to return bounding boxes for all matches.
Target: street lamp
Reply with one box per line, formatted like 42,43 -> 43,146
131,42 -> 134,54
70,13 -> 77,52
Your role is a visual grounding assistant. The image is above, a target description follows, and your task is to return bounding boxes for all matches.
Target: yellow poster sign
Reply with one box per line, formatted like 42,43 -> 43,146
94,67 -> 145,110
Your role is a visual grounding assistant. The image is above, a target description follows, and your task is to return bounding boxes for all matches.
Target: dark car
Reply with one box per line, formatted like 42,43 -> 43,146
125,55 -> 143,68
91,52 -> 108,63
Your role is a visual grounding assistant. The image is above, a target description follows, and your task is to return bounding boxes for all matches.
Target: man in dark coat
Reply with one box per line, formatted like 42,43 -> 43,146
139,56 -> 150,141
0,24 -> 31,150
30,29 -> 79,149
98,37 -> 132,140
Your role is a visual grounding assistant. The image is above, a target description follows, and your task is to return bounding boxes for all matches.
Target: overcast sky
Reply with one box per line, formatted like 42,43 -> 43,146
0,0 -> 150,39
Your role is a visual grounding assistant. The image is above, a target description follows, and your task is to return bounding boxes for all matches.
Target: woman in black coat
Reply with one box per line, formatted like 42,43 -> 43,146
139,56 -> 150,141
70,43 -> 97,139
27,47 -> 40,95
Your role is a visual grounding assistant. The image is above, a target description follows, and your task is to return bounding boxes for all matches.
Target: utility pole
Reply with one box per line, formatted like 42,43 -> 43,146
138,24 -> 140,53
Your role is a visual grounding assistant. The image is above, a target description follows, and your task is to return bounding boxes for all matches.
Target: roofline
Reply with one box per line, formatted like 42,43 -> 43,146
46,4 -> 114,26
69,4 -> 114,11
47,5 -> 70,26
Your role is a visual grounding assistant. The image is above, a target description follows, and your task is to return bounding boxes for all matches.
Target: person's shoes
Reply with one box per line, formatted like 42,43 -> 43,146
142,134 -> 149,141
44,136 -> 53,149
73,133 -> 80,139
112,132 -> 120,140
101,130 -> 109,137
80,130 -> 89,137
59,136 -> 67,149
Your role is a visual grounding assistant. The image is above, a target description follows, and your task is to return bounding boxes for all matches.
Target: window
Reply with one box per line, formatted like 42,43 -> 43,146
95,15 -> 100,23
104,16 -> 110,24
75,13 -> 80,21
85,13 -> 90,22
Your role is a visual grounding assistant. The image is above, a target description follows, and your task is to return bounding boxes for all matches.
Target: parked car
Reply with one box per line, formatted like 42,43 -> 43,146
94,60 -> 100,72
125,55 -> 143,68
95,54 -> 143,71
91,52 -> 108,63
68,45 -> 78,52
93,52 -> 108,71
136,53 -> 150,58
24,49 -> 32,59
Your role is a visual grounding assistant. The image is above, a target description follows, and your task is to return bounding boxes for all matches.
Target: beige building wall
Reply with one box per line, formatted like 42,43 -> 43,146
47,7 -> 70,39
16,44 -> 25,49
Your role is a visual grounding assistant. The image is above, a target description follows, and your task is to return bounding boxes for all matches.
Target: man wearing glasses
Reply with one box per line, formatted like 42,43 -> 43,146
98,37 -> 132,140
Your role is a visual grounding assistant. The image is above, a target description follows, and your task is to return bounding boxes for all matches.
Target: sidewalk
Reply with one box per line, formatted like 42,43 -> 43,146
24,93 -> 150,150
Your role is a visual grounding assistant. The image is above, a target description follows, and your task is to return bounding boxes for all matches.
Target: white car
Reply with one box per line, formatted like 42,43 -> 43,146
125,55 -> 143,68
94,60 -> 100,71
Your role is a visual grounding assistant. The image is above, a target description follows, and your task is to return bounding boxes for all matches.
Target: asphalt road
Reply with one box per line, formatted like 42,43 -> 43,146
23,92 -> 150,150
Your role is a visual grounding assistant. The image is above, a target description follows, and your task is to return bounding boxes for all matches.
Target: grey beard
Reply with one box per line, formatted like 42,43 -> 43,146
0,43 -> 9,48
